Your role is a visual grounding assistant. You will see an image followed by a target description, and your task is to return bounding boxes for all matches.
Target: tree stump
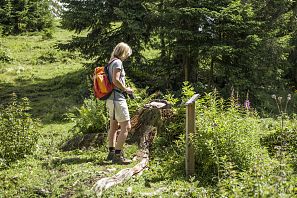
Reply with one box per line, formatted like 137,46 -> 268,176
127,99 -> 172,149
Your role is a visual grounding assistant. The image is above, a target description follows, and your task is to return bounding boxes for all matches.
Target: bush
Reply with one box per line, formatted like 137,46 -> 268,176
192,91 -> 270,182
0,95 -> 39,167
261,115 -> 297,171
216,155 -> 297,197
41,28 -> 54,40
67,84 -> 152,135
67,96 -> 109,135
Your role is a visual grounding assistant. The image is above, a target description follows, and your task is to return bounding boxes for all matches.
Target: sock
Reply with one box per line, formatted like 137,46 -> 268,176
115,149 -> 121,155
109,147 -> 115,152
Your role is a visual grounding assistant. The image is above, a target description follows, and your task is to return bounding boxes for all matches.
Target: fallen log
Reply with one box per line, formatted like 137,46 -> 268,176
93,153 -> 149,196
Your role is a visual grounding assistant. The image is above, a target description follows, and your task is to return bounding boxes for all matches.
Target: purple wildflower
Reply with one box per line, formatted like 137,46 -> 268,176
244,100 -> 251,109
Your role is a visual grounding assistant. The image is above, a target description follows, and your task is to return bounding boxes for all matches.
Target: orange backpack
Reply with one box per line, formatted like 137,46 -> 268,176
93,59 -> 117,100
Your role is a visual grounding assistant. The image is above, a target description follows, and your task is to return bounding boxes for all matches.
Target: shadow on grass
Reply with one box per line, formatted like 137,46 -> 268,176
60,133 -> 106,152
52,157 -> 96,167
0,69 -> 89,123
43,156 -> 112,169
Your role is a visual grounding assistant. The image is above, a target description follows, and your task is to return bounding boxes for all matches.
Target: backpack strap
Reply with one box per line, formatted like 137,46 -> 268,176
105,58 -> 118,84
113,91 -> 116,120
107,58 -> 120,121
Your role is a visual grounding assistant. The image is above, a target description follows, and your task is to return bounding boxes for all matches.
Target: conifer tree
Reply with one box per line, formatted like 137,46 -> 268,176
150,0 -> 296,93
0,0 -> 53,35
60,0 -> 297,101
60,0 -> 151,63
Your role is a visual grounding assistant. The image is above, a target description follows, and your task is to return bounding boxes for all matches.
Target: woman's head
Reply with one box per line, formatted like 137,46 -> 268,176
110,42 -> 132,61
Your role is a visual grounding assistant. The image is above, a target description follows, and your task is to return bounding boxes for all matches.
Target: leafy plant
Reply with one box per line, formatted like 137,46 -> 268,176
67,81 -> 152,135
192,90 -> 269,183
67,96 -> 108,135
261,94 -> 297,170
0,94 -> 39,168
216,152 -> 297,197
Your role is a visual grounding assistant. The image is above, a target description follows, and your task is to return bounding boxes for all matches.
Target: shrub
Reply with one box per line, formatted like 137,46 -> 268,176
41,28 -> 54,40
67,96 -> 109,135
191,91 -> 270,182
0,95 -> 39,167
261,115 -> 297,172
67,84 -> 152,135
216,154 -> 297,197
125,83 -> 154,116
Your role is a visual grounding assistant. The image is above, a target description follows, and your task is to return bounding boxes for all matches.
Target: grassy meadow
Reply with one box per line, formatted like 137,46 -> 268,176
0,25 -> 181,197
0,25 -> 297,198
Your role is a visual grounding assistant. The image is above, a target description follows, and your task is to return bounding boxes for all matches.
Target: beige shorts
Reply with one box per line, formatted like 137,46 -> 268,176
106,99 -> 130,123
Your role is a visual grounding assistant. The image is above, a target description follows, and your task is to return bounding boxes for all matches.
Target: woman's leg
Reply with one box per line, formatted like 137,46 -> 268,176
108,119 -> 118,148
115,120 -> 131,150
112,120 -> 132,164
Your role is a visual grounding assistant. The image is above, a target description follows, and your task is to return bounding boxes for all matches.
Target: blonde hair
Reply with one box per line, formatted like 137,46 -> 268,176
110,42 -> 132,61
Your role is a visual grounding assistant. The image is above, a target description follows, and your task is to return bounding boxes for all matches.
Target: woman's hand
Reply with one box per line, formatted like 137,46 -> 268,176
124,87 -> 133,94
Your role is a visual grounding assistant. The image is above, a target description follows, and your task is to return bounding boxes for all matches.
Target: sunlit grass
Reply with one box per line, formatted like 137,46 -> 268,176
1,23 -> 296,197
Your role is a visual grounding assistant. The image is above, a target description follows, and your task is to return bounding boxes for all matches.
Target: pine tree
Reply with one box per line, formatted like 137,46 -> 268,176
151,0 -> 295,93
60,0 -> 151,63
60,0 -> 296,99
0,0 -> 53,35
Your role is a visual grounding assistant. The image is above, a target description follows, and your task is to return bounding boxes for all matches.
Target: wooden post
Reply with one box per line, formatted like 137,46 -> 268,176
185,94 -> 199,177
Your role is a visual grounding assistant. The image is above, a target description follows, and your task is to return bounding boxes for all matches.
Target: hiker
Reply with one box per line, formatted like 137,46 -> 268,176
105,42 -> 133,164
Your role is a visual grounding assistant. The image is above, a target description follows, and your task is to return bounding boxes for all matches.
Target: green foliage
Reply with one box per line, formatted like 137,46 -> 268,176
0,28 -> 88,122
67,83 -> 152,135
192,91 -> 269,182
59,0 -> 297,113
60,0 -> 150,62
125,81 -> 154,116
38,50 -> 58,63
146,83 -> 297,197
0,94 -> 39,168
0,48 -> 12,63
261,114 -> 297,170
67,96 -> 108,135
1,13 -> 297,197
181,81 -> 195,100
41,28 -> 54,40
0,0 -> 53,35
216,154 -> 297,197
262,125 -> 297,158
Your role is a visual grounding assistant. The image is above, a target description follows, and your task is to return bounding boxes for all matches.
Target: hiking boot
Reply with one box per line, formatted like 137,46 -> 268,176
112,153 -> 132,165
106,151 -> 115,161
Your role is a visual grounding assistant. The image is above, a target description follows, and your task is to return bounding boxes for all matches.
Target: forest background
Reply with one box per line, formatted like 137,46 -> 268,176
0,0 -> 297,197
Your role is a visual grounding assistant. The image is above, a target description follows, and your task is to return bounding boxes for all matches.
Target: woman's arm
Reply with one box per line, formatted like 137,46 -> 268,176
112,68 -> 133,93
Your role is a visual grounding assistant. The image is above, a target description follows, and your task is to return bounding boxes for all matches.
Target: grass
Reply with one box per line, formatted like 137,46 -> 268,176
0,25 -> 88,123
0,25 -> 183,197
0,122 -> 138,197
0,26 -> 119,196
1,24 -> 296,197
